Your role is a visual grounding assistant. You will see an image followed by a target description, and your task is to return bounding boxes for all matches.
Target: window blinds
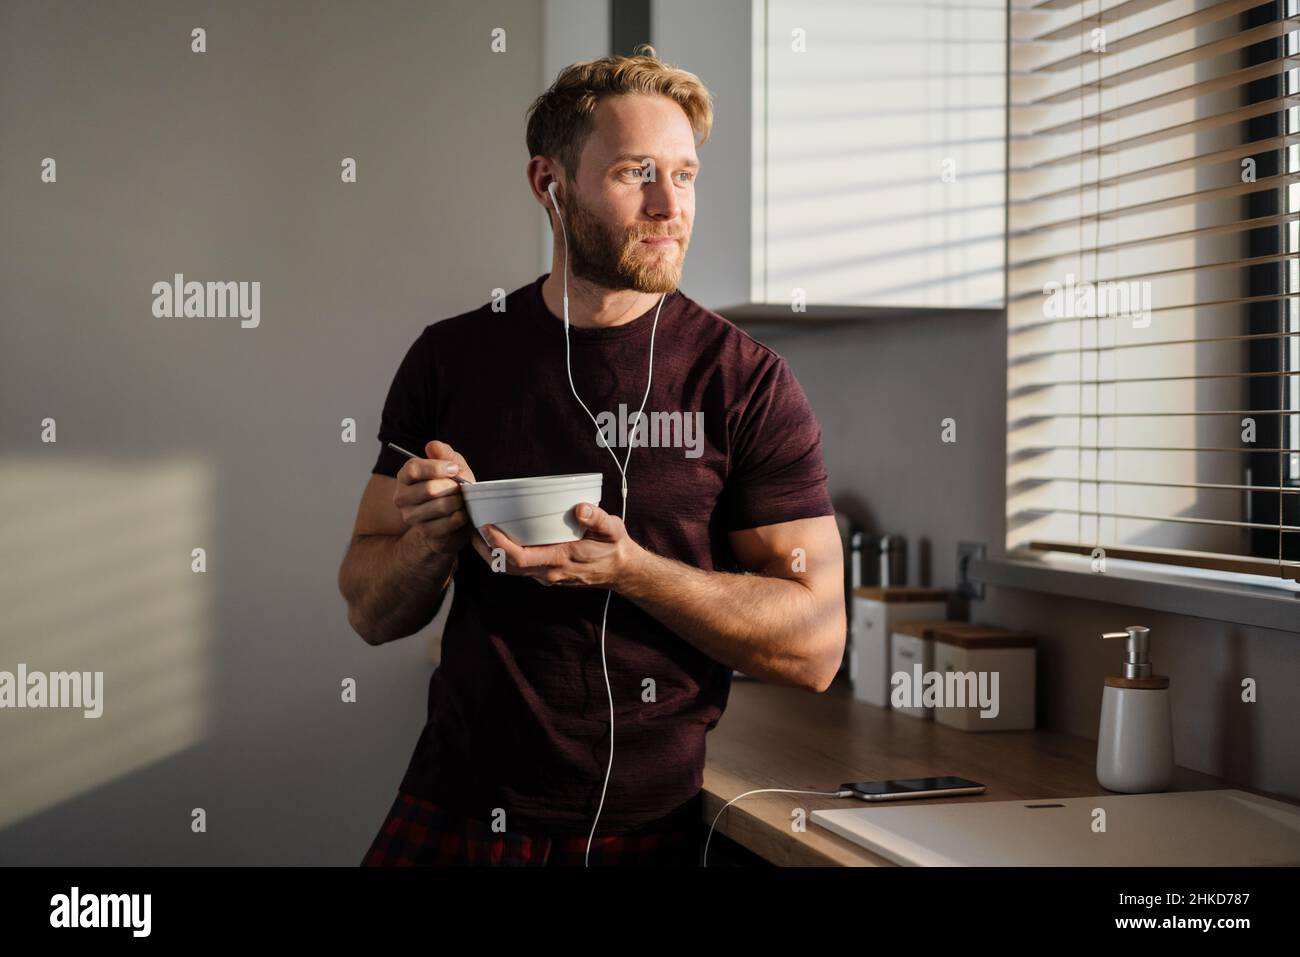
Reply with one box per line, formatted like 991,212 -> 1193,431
1006,0 -> 1300,581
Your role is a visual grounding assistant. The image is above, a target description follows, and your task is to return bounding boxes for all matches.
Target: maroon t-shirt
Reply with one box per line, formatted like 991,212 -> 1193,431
370,273 -> 833,833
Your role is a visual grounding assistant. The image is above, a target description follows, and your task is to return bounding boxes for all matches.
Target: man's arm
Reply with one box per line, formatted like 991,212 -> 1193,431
339,442 -> 475,645
472,509 -> 846,692
616,516 -> 845,692
339,514 -> 455,646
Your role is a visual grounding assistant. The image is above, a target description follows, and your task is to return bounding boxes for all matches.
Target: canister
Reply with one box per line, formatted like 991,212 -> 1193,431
888,619 -> 982,719
931,624 -> 1037,731
849,587 -> 949,708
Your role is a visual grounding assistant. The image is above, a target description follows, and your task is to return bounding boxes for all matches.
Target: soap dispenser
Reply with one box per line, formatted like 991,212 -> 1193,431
1096,625 -> 1174,793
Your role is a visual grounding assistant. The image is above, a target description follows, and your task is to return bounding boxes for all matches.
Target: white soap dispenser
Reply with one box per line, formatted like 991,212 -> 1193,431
1096,625 -> 1174,793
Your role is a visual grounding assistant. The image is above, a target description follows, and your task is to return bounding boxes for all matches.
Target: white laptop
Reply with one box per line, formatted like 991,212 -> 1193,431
811,788 -> 1300,866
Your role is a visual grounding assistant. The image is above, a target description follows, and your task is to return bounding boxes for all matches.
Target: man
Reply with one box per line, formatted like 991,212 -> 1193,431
339,46 -> 845,867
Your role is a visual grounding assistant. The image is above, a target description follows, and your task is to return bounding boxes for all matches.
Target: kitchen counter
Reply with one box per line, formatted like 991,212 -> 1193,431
702,674 -> 1292,866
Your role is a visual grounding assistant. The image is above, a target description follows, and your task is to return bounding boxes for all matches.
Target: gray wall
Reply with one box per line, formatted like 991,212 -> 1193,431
0,0 -> 543,864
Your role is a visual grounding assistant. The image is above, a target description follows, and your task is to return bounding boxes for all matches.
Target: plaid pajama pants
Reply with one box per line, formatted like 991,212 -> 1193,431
360,789 -> 703,867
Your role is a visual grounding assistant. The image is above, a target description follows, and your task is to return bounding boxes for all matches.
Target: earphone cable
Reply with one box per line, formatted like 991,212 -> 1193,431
551,184 -> 666,865
703,788 -> 855,867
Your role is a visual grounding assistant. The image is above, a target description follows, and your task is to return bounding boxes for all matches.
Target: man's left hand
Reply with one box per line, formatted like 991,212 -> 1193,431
470,503 -> 644,589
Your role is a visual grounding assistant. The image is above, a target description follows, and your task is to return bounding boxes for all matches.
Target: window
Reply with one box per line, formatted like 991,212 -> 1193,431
1006,0 -> 1300,584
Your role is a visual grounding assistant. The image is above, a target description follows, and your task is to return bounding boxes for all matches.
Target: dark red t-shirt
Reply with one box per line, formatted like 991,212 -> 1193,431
370,273 -> 833,833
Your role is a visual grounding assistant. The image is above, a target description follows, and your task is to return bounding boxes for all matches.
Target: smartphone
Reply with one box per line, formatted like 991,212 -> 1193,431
839,776 -> 985,802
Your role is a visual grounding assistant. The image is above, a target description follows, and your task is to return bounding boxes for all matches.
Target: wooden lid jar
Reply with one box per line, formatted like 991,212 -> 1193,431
930,623 -> 1037,732
849,590 -> 950,710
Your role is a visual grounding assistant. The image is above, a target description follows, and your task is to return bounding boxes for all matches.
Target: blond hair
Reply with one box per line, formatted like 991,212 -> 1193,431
525,44 -> 713,180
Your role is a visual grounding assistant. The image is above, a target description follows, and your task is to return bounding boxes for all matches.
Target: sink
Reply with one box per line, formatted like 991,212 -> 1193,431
811,788 -> 1300,866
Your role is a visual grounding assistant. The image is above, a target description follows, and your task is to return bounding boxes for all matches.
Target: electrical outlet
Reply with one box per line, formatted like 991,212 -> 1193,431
957,541 -> 986,600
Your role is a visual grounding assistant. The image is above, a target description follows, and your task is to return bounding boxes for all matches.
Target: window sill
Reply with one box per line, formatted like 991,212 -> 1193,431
967,551 -> 1300,635
716,303 -> 1003,327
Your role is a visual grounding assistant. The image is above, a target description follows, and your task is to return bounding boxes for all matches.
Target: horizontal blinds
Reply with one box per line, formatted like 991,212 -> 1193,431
1007,0 -> 1300,581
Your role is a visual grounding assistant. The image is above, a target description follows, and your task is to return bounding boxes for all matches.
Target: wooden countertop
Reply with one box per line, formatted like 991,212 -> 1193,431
702,675 -> 1278,866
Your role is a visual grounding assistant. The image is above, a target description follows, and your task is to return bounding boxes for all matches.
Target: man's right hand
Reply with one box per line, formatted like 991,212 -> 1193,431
393,440 -> 478,557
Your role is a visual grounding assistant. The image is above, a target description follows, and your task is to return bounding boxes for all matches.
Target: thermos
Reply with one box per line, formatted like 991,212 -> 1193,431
1096,625 -> 1174,793
877,534 -> 906,587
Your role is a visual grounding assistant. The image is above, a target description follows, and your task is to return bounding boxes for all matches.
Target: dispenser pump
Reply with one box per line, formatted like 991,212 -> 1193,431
1102,625 -> 1152,678
1096,623 -> 1172,793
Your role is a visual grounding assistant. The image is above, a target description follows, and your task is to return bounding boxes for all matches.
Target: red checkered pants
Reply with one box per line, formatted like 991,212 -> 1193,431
360,789 -> 702,867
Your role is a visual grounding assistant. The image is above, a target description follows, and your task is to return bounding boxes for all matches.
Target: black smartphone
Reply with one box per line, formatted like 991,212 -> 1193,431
839,776 -> 985,802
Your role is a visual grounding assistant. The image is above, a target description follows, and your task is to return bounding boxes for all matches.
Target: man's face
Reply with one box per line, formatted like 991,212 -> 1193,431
557,93 -> 698,294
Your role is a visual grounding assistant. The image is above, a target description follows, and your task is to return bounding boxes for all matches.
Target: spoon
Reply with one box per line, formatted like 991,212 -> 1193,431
386,442 -> 473,485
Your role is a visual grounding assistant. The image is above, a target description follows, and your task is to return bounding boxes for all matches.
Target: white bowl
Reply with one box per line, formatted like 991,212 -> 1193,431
460,472 -> 603,545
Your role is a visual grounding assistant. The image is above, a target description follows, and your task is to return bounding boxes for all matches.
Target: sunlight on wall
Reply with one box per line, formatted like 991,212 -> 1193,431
0,456 -> 214,831
763,0 -> 1006,308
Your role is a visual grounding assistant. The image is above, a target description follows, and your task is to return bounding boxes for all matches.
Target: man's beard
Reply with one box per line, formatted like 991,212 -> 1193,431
560,192 -> 688,294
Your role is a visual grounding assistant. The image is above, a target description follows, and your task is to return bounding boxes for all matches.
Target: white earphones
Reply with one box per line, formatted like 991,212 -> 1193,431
547,178 -> 667,865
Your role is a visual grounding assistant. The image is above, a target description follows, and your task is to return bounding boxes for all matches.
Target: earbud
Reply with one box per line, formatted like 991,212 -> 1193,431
548,181 -> 570,327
